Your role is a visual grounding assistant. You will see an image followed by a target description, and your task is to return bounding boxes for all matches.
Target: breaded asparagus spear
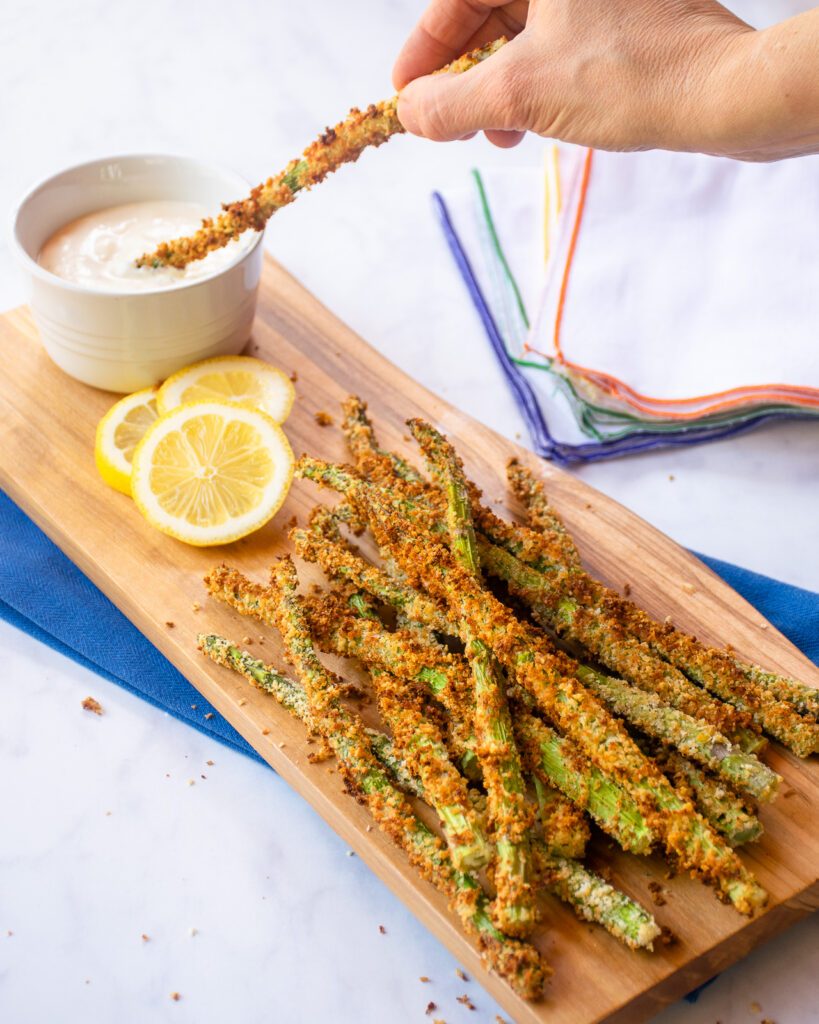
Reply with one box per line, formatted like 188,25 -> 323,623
137,41 -> 506,269
506,458 -> 582,569
367,665 -> 492,871
410,418 -> 538,938
265,556 -> 549,996
296,456 -> 767,915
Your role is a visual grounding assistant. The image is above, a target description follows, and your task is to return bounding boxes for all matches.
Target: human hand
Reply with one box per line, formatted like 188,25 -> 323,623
393,0 -> 757,155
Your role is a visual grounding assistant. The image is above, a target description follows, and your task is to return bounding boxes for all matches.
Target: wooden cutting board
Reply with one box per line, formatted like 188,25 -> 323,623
1,256 -> 817,1024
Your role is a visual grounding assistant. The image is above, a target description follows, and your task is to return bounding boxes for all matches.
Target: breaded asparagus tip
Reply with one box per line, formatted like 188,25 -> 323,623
342,396 -> 427,487
411,418 -> 537,939
295,455 -> 768,915
136,40 -> 506,270
267,556 -> 549,996
506,459 -> 581,569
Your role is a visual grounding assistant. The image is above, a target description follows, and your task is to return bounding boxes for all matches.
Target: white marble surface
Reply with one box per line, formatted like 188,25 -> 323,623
1,2 -> 817,1022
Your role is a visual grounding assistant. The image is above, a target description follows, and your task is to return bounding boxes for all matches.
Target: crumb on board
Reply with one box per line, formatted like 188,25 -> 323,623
191,704 -> 198,710
659,925 -> 678,946
141,934 -> 150,942
623,582 -> 631,597
170,992 -> 181,1002
750,1004 -> 762,1015
165,621 -> 175,629
496,1017 -> 508,1024
206,760 -> 214,766
455,968 -> 468,981
424,1003 -> 437,1016
262,728 -> 271,736
190,927 -> 198,937
290,370 -> 298,382
647,881 -> 667,906
82,697 -> 103,715
192,601 -> 201,612
378,924 -> 386,934
204,713 -> 214,720
314,411 -> 334,427
456,994 -> 475,1010
242,636 -> 253,645
419,976 -> 430,983
187,779 -> 195,786
237,699 -> 248,707
681,583 -> 696,595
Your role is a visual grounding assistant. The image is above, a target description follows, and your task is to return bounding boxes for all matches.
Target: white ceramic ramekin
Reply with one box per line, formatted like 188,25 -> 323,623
10,154 -> 264,393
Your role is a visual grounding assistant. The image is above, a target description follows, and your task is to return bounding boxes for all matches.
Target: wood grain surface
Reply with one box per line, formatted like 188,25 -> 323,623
0,256 -> 816,1024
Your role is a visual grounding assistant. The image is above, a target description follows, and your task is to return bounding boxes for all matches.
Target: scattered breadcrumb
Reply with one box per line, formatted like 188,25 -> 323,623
7,930 -> 13,937
647,881 -> 667,907
187,779 -> 195,786
204,713 -> 214,720
424,1003 -> 436,1016
289,370 -> 298,382
170,992 -> 181,1002
242,636 -> 253,645
206,760 -> 214,766
681,583 -> 696,595
165,621 -> 175,628
668,474 -> 675,481
750,1003 -> 761,1015
192,601 -> 201,612
659,926 -> 678,946
419,976 -> 430,983
262,728 -> 271,736
495,1017 -> 508,1024
189,927 -> 198,937
82,697 -> 103,715
314,411 -> 334,427
237,699 -> 248,707
455,968 -> 468,981
456,994 -> 475,1010
378,924 -> 386,934
191,704 -> 198,710
623,582 -> 631,597
141,934 -> 150,942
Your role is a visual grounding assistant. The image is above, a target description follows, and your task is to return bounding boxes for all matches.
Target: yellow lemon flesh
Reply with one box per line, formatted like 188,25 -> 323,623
157,355 -> 295,423
131,401 -> 294,546
95,388 -> 160,495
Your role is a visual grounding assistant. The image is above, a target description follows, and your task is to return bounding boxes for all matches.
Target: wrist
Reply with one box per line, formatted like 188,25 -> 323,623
694,15 -> 819,160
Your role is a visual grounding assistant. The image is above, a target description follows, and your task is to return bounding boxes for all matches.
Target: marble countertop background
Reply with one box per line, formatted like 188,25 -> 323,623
1,2 -> 816,1022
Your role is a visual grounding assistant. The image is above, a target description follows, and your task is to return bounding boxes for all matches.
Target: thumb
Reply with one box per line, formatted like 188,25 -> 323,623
397,42 -> 533,141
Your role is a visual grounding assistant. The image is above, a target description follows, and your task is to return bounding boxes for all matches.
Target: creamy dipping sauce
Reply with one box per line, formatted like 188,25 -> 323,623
38,200 -> 253,292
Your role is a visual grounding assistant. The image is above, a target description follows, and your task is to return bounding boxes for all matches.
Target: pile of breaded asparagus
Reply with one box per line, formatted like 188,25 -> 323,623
198,397 -> 818,999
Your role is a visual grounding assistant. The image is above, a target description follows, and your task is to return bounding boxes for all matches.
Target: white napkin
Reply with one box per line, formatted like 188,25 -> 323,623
440,144 -> 819,446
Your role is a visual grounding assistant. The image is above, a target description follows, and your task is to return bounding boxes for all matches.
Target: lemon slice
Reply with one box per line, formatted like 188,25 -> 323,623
131,401 -> 294,546
95,388 -> 160,495
157,355 -> 295,423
